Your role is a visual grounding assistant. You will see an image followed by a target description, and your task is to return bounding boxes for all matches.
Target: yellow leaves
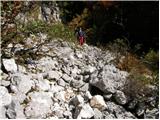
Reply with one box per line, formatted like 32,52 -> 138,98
117,52 -> 152,76
68,8 -> 90,29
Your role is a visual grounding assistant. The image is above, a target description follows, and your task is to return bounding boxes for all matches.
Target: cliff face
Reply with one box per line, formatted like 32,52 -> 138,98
15,2 -> 61,23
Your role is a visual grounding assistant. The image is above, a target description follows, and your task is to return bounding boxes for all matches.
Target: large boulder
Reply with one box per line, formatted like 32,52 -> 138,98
10,73 -> 34,94
90,64 -> 128,94
106,101 -> 136,119
2,59 -> 17,73
24,91 -> 53,118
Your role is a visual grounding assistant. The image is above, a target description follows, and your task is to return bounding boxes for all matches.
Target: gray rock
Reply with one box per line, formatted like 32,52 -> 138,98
1,71 -> 8,80
61,66 -> 71,75
83,65 -> 96,75
127,99 -> 138,110
11,73 -> 34,94
55,47 -> 73,58
6,101 -> 16,119
76,104 -> 95,119
61,41 -> 69,47
31,73 -> 43,81
35,79 -> 50,91
0,86 -> 12,106
93,108 -> 103,119
0,80 -> 10,86
103,111 -> 116,119
90,95 -> 107,110
14,103 -> 26,119
71,95 -> 84,106
2,59 -> 17,73
0,106 -> 6,119
63,111 -> 72,119
106,101 -> 136,119
90,64 -> 128,94
144,108 -> 159,119
136,102 -> 146,117
49,84 -> 64,93
40,2 -> 61,22
83,75 -> 90,82
70,79 -> 85,89
6,98 -> 25,119
47,71 -> 61,80
17,65 -> 26,73
75,51 -> 83,59
103,94 -> 112,100
37,57 -> 58,72
54,91 -> 66,102
71,66 -> 81,75
114,90 -> 127,105
79,83 -> 89,92
10,85 -> 18,93
64,89 -> 75,102
54,88 -> 74,103
12,92 -> 27,103
62,74 -> 72,83
57,79 -> 66,87
84,91 -> 92,101
25,91 -> 53,118
147,97 -> 157,107
51,103 -> 64,118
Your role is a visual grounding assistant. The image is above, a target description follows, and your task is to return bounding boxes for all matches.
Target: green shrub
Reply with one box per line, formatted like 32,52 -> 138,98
12,20 -> 76,45
143,49 -> 159,72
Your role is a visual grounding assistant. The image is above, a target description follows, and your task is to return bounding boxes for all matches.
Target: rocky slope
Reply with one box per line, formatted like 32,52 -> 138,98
0,34 -> 158,119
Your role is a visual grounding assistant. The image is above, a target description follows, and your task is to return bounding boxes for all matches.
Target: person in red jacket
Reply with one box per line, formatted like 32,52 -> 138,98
75,27 -> 86,46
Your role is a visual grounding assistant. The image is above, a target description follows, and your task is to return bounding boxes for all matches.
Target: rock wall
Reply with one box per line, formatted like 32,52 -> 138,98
1,35 -> 159,119
15,1 -> 61,24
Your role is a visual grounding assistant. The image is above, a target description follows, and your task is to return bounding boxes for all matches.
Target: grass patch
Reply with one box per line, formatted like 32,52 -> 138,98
19,20 -> 77,43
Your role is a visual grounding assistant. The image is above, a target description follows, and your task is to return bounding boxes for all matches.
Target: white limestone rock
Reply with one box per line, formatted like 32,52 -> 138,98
35,79 -> 50,91
47,71 -> 61,80
11,73 -> 34,94
90,64 -> 128,94
90,95 -> 107,110
2,59 -> 17,73
25,91 -> 53,118
77,104 -> 95,119
0,86 -> 12,106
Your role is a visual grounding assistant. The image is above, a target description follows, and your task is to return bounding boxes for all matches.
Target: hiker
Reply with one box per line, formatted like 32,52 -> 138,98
75,27 -> 86,46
